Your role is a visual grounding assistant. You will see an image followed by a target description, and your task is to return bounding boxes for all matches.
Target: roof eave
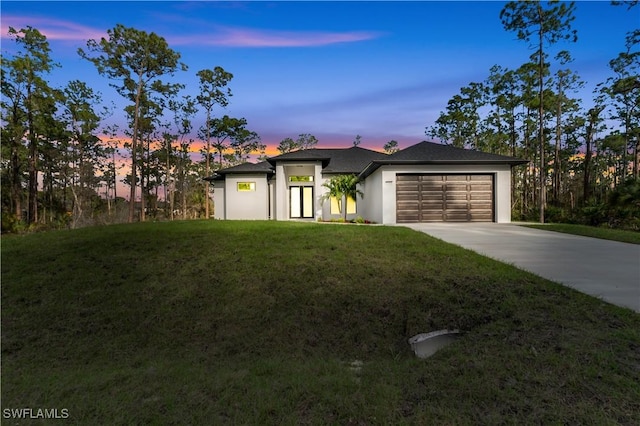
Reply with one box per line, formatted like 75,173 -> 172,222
267,156 -> 331,167
359,159 -> 529,179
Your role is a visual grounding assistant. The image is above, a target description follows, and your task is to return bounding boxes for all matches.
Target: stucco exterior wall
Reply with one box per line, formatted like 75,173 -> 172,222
213,181 -> 225,219
224,174 -> 269,220
358,170 -> 383,224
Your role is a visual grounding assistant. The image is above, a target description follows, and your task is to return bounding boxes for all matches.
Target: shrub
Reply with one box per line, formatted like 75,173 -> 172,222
606,179 -> 640,230
577,203 -> 608,227
1,212 -> 23,234
544,206 -> 574,224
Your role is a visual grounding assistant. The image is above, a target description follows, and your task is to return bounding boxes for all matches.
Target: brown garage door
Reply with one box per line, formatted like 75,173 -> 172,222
396,174 -> 494,222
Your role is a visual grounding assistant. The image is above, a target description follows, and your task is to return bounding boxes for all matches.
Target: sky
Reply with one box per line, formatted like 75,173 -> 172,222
1,0 -> 638,156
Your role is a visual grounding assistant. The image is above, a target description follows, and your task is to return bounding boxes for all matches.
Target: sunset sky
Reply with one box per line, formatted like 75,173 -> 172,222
1,1 -> 637,155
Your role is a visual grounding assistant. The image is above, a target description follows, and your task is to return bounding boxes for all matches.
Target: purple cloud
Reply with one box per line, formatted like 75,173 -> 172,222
169,25 -> 384,48
1,15 -> 105,41
2,14 -> 382,49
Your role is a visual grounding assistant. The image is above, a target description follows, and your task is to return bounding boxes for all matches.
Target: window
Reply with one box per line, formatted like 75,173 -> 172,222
289,175 -> 314,182
237,182 -> 256,191
330,196 -> 356,215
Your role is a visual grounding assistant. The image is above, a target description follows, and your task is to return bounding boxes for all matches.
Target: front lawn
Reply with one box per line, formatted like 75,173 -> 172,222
524,223 -> 640,244
2,221 -> 639,424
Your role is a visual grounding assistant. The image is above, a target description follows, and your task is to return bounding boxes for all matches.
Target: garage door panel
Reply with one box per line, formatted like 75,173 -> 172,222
421,216 -> 444,222
445,193 -> 469,201
469,175 -> 492,181
396,174 -> 494,223
470,192 -> 492,200
421,183 -> 444,190
445,183 -> 468,191
397,201 -> 419,209
421,175 -> 445,181
470,183 -> 492,191
397,175 -> 420,181
396,193 -> 420,202
444,213 -> 471,221
397,187 -> 420,196
469,213 -> 493,221
397,213 -> 420,222
421,195 -> 444,202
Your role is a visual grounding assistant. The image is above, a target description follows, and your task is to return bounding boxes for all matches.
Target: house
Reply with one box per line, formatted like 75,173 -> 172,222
207,141 -> 528,224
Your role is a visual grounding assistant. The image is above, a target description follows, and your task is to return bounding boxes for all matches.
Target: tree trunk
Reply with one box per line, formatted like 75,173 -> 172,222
128,74 -> 144,223
205,111 -> 211,219
537,3 -> 546,224
10,137 -> 22,219
583,126 -> 592,203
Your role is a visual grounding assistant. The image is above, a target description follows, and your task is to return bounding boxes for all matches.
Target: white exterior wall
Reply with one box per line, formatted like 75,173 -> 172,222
224,174 -> 269,220
275,164 -> 287,220
317,175 -> 332,220
213,181 -> 225,219
368,164 -> 513,224
358,171 -> 383,223
313,163 -> 323,219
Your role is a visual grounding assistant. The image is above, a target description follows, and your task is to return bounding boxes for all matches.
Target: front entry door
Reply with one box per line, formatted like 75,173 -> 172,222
290,186 -> 314,218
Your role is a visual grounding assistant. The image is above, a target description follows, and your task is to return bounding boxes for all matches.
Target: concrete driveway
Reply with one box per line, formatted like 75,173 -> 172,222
402,223 -> 640,312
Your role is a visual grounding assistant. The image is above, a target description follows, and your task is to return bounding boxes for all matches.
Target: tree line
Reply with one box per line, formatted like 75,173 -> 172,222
427,1 -> 639,228
1,24 -> 270,230
2,1 -> 638,232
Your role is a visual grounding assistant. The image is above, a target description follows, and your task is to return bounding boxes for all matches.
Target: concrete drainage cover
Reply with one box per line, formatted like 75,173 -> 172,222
408,330 -> 460,358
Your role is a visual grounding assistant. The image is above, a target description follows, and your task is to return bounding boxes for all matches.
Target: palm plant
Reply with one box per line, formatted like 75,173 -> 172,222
321,174 -> 363,221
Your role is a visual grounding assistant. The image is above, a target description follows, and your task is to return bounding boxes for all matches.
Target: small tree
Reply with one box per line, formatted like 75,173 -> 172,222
321,174 -> 363,221
383,140 -> 399,154
277,133 -> 318,154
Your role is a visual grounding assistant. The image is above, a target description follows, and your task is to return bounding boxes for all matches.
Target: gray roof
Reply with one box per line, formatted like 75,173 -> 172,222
203,161 -> 274,181
268,146 -> 388,174
359,141 -> 528,178
204,141 -> 527,181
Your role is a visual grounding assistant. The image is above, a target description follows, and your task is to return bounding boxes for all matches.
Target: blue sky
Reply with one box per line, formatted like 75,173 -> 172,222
1,1 -> 637,154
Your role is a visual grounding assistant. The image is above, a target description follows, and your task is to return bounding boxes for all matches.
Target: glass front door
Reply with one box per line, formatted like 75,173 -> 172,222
290,186 -> 314,218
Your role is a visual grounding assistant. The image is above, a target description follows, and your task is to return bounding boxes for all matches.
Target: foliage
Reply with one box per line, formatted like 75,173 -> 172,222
543,178 -> 640,230
383,139 -> 399,154
78,24 -> 187,222
196,66 -> 233,218
2,26 -> 59,225
321,174 -> 363,221
426,2 -> 637,225
276,133 -> 318,154
500,0 -> 578,223
606,178 -> 640,229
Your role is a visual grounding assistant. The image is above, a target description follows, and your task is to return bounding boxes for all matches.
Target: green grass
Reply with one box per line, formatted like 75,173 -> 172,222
2,221 -> 639,424
524,223 -> 640,244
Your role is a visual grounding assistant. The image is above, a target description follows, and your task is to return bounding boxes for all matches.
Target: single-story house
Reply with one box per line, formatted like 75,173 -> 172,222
206,141 -> 528,224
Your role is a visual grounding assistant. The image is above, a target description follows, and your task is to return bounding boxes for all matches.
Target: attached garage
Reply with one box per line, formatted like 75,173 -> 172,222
396,174 -> 494,223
